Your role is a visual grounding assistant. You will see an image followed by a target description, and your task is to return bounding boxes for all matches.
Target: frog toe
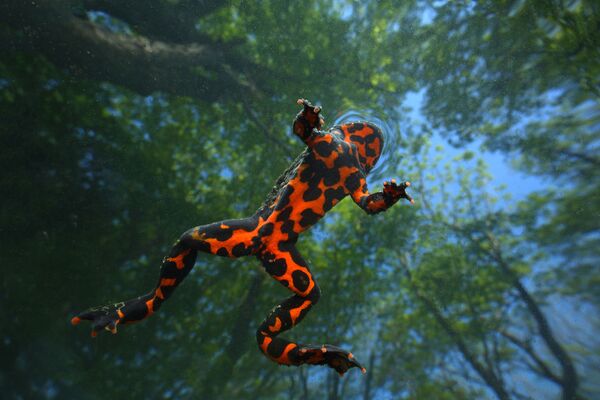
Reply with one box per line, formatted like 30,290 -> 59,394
72,305 -> 122,337
323,345 -> 366,376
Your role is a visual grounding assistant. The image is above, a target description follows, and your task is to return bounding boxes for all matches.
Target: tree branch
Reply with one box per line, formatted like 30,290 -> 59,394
500,330 -> 562,385
81,0 -> 224,44
200,271 -> 265,398
242,100 -> 295,159
483,231 -> 580,400
2,1 -> 253,102
416,179 -> 581,400
399,255 -> 510,400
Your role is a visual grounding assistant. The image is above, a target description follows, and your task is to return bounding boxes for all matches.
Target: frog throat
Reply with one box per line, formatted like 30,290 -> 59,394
333,122 -> 383,173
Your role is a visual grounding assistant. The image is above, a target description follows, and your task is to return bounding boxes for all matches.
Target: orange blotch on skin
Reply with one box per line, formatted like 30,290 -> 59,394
205,216 -> 265,257
268,317 -> 282,333
145,299 -> 154,316
260,336 -> 272,354
259,334 -> 298,366
160,278 -> 177,286
266,248 -> 314,296
191,229 -> 206,241
274,343 -> 297,365
166,248 -> 191,269
290,300 -> 312,325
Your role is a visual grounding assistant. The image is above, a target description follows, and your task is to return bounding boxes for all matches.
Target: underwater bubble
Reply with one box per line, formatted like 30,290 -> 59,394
332,109 -> 403,181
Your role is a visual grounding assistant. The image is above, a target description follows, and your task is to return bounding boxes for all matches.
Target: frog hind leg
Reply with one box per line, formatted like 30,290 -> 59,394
72,216 -> 261,337
256,243 -> 366,376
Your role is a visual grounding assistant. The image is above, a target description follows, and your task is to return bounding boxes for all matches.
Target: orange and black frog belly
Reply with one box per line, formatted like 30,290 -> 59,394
257,134 -> 359,246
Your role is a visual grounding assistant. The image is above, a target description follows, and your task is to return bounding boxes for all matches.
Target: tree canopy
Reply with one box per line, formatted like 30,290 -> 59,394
1,1 -> 598,399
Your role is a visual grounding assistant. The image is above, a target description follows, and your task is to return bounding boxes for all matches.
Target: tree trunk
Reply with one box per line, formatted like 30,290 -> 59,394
484,232 -> 579,400
362,350 -> 376,400
299,367 -> 309,400
400,258 -> 511,400
200,271 -> 264,398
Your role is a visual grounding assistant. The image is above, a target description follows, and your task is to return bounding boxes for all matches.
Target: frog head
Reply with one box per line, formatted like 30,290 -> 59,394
335,122 -> 383,174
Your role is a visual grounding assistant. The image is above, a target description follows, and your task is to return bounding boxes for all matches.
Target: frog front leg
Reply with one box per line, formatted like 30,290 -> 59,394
292,98 -> 326,146
349,172 -> 414,214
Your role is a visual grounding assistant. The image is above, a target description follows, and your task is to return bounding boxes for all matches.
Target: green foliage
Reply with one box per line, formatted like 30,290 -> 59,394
1,1 -> 598,399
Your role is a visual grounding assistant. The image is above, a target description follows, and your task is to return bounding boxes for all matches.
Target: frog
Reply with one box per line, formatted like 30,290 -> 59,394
72,98 -> 413,376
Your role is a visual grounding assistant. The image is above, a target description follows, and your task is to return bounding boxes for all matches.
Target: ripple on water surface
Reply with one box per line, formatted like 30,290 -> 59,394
332,109 -> 402,181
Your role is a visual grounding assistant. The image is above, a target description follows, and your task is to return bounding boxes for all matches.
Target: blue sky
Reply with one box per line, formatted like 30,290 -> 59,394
402,90 -> 547,202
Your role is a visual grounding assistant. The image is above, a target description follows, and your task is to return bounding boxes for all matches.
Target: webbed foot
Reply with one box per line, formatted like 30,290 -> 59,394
383,179 -> 414,204
298,344 -> 366,376
71,303 -> 124,337
296,98 -> 324,129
